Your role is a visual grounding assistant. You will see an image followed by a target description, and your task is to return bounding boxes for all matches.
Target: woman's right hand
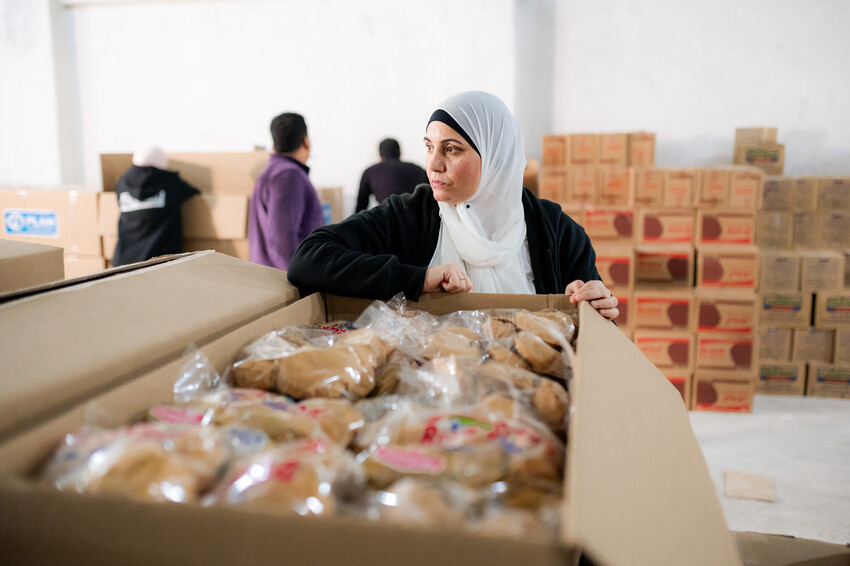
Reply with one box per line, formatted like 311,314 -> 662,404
423,264 -> 474,294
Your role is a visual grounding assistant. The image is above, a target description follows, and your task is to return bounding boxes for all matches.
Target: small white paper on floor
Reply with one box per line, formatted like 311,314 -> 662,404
724,471 -> 777,502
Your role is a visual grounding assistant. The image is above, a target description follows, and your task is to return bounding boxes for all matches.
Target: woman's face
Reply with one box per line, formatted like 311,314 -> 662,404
424,121 -> 481,205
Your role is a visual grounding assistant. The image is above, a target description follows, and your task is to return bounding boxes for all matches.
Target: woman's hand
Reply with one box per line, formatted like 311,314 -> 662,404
565,279 -> 619,321
424,264 -> 474,294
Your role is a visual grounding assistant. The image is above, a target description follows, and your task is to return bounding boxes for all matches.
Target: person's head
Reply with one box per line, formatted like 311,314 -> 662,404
132,145 -> 168,169
271,112 -> 310,160
378,138 -> 401,161
425,91 -> 525,209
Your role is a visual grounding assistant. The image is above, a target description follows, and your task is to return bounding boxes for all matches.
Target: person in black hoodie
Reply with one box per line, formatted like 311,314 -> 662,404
112,145 -> 200,267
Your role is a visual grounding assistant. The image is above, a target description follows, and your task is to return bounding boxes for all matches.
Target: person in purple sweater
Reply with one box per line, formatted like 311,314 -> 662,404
249,112 -> 324,270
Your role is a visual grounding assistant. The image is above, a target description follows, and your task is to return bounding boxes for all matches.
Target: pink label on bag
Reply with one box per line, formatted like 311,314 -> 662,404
374,446 -> 446,474
148,406 -> 206,425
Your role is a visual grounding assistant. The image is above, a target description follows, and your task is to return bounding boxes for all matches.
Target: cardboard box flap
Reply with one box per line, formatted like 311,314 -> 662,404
0,239 -> 65,294
0,478 -> 571,566
735,532 -> 850,566
0,252 -> 299,443
564,301 -> 741,565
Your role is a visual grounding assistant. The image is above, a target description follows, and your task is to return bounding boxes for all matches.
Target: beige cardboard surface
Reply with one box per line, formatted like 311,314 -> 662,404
663,169 -> 697,208
597,166 -> 633,206
0,189 -> 101,254
735,531 -> 850,566
99,192 -> 249,239
755,361 -> 806,396
724,471 -> 777,502
759,292 -> 813,328
318,186 -> 345,223
0,239 -> 64,293
63,254 -> 106,279
694,289 -> 758,335
699,168 -> 731,207
635,244 -> 694,287
734,144 -> 785,176
756,212 -> 794,249
0,252 -> 298,443
566,302 -> 740,565
634,289 -> 694,331
759,252 -> 801,292
627,132 -> 655,167
100,152 -> 268,194
565,167 -> 597,204
728,168 -> 763,209
539,168 -> 567,203
0,294 -> 740,566
183,238 -> 250,261
638,208 -> 695,244
758,327 -> 793,361
698,209 -> 756,246
582,207 -> 634,243
542,135 -> 569,168
814,293 -> 850,329
181,194 -> 249,239
597,133 -> 628,166
593,244 -> 635,291
633,167 -> 664,207
806,363 -> 850,398
735,128 -> 778,145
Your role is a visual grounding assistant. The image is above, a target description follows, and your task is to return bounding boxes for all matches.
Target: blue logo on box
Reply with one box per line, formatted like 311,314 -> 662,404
3,209 -> 59,237
321,202 -> 332,225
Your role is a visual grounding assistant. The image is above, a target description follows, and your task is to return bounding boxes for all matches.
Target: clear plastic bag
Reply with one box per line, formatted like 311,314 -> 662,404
42,423 -> 230,504
207,438 -> 364,517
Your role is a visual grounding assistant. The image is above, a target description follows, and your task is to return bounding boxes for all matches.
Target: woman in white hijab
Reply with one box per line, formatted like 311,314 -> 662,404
289,91 -> 618,320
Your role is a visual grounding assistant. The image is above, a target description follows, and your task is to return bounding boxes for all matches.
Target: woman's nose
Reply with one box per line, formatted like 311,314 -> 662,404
427,151 -> 445,172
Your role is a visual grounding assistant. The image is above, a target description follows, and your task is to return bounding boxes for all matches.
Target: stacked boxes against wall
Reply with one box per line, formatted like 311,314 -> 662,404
0,186 -> 106,278
98,152 -> 345,267
757,175 -> 850,399
540,132 -> 772,411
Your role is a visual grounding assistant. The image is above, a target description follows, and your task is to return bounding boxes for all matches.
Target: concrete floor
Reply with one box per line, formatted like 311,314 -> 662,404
689,395 -> 850,545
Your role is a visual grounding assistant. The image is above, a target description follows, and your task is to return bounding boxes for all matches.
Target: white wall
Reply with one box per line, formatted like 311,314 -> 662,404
0,0 -> 63,185
553,0 -> 850,175
2,0 -> 849,211
65,0 -> 516,213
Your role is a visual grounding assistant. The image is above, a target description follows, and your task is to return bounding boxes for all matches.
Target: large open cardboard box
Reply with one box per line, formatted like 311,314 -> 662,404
0,252 -> 296,444
0,255 -> 743,565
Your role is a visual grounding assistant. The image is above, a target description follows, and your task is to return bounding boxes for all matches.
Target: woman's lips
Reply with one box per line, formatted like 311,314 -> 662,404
431,179 -> 446,187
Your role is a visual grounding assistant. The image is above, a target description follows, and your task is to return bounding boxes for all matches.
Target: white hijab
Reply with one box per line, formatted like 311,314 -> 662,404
428,91 -> 535,294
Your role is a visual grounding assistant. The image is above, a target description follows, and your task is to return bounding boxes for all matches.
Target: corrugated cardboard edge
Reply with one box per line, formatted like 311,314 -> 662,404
563,301 -> 742,565
735,532 -> 850,566
0,251 -> 198,305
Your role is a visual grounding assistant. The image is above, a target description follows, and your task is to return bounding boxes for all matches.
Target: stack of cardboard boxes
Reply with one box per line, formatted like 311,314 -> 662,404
0,186 -> 106,278
99,152 -> 344,267
2,153 -> 345,276
733,127 -> 785,176
539,132 -> 770,410
540,126 -> 850,404
756,175 -> 850,399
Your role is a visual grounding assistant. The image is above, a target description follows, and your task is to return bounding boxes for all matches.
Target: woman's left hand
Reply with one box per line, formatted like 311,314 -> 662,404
565,279 -> 619,321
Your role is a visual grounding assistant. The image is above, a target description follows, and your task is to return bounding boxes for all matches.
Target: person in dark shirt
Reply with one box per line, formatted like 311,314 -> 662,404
289,91 -> 618,321
355,138 -> 429,212
112,146 -> 200,267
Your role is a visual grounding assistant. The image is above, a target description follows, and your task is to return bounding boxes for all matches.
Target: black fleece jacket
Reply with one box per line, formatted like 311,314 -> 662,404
287,184 -> 600,301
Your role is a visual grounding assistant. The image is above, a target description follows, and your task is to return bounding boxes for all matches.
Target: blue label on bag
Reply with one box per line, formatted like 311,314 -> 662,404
4,209 -> 59,237
321,202 -> 333,225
